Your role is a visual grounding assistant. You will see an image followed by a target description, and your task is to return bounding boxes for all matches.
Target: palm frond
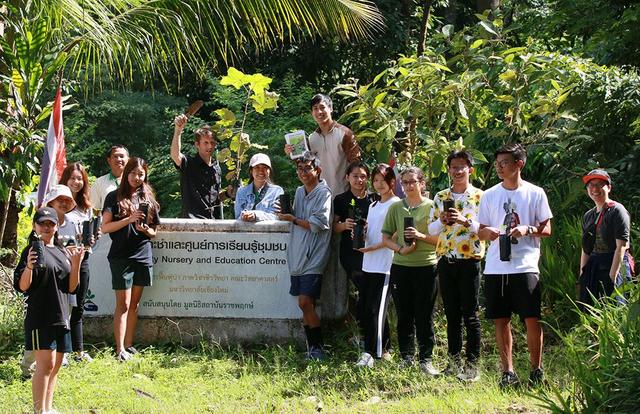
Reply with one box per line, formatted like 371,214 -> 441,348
32,0 -> 384,85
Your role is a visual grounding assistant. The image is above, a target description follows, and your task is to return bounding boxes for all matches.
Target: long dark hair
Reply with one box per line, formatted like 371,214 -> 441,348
116,157 -> 159,220
59,162 -> 92,212
371,163 -> 396,190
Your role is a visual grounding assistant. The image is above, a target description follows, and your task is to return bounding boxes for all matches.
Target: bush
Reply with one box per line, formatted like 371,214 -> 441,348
0,267 -> 24,359
538,216 -> 583,332
536,284 -> 640,413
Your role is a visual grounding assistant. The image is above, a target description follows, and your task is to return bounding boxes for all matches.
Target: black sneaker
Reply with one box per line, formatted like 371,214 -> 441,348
401,355 -> 415,368
529,367 -> 546,387
499,371 -> 520,389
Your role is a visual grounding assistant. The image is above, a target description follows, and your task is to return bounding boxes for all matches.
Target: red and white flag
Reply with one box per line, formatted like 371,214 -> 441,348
36,87 -> 67,206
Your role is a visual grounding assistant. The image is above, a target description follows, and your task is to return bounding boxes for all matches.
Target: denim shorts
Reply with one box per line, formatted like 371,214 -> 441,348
289,274 -> 322,299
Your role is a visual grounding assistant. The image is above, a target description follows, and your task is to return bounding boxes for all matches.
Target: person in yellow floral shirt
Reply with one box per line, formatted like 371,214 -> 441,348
428,150 -> 484,382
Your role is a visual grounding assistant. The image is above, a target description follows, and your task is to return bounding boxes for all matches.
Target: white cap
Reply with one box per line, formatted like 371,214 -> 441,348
43,184 -> 76,211
249,153 -> 272,169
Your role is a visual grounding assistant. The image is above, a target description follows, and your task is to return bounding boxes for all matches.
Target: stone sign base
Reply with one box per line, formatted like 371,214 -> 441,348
84,316 -> 305,346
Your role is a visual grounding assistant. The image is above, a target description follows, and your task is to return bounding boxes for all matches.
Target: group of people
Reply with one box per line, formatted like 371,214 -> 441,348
13,93 -> 633,414
14,146 -> 161,413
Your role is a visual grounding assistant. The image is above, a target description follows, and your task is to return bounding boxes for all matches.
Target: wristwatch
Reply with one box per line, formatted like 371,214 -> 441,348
527,225 -> 534,235
464,218 -> 472,228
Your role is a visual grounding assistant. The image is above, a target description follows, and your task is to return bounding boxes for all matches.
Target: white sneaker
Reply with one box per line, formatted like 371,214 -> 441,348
61,354 -> 69,367
355,352 -> 374,368
117,350 -> 132,362
420,360 -> 440,376
74,351 -> 93,362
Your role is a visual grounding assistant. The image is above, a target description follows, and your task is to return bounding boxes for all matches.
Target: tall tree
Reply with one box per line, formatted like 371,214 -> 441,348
0,0 -> 384,263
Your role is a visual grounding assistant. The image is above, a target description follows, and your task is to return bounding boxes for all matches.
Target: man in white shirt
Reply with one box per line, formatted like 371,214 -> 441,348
90,145 -> 129,212
478,143 -> 552,389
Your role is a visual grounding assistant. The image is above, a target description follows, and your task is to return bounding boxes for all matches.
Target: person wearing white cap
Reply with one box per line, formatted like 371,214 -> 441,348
234,153 -> 284,222
43,184 -> 77,243
579,169 -> 633,307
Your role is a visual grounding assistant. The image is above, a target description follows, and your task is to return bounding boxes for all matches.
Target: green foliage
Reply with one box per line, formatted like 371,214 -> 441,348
510,0 -> 640,67
334,14 -> 577,191
0,281 -> 23,360
536,285 -> 640,413
214,68 -> 278,184
64,91 -> 188,217
538,216 -> 583,331
0,3 -> 69,200
205,70 -> 317,194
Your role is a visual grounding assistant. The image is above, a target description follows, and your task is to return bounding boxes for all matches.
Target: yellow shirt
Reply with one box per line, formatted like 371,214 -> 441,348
428,186 -> 485,260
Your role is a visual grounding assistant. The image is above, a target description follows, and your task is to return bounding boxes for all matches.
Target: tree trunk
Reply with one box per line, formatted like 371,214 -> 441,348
445,0 -> 458,27
417,0 -> 433,56
477,0 -> 499,13
0,190 -> 20,267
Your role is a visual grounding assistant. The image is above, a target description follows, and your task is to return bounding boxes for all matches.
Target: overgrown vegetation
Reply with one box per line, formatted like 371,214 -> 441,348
536,284 -> 640,413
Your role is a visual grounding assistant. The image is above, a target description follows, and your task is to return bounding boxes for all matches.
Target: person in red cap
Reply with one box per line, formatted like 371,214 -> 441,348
579,169 -> 633,307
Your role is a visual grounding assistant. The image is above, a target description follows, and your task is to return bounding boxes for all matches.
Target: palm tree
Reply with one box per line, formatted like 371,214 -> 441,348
0,0 -> 384,261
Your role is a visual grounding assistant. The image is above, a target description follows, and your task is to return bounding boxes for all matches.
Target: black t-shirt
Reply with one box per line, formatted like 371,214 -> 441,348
333,190 -> 376,273
103,190 -> 160,266
582,201 -> 630,254
14,244 -> 73,330
175,154 -> 222,219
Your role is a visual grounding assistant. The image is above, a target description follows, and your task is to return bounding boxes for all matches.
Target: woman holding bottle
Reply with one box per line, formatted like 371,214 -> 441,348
101,157 -> 160,361
381,166 -> 440,375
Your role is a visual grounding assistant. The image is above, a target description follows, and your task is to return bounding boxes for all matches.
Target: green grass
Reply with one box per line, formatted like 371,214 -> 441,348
0,325 -> 564,414
0,272 -> 566,413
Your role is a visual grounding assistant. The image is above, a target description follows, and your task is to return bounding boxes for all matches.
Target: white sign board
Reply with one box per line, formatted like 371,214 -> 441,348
85,230 -> 299,319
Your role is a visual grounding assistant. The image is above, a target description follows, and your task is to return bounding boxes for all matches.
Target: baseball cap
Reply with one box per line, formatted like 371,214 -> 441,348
42,184 -> 76,211
582,169 -> 612,186
249,153 -> 272,169
33,207 -> 59,225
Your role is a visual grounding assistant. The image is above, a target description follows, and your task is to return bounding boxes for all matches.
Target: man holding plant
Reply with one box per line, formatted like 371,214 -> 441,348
285,94 -> 361,196
478,143 -> 552,388
171,114 -> 233,219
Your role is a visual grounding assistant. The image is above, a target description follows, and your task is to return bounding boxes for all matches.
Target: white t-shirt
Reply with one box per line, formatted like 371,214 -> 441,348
362,196 -> 400,275
90,173 -> 119,212
478,181 -> 552,275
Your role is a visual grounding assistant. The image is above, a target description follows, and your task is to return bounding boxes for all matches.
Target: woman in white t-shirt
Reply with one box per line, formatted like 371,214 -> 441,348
354,164 -> 400,367
59,162 -> 95,362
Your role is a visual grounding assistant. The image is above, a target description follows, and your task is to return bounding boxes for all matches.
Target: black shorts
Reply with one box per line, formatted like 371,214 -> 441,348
25,326 -> 72,353
289,274 -> 322,299
484,273 -> 541,320
110,258 -> 153,290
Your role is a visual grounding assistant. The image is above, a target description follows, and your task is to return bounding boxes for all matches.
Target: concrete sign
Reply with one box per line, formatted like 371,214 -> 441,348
86,220 -> 299,319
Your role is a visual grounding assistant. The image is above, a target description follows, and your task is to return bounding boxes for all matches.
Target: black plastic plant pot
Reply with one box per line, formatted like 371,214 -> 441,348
279,194 -> 291,215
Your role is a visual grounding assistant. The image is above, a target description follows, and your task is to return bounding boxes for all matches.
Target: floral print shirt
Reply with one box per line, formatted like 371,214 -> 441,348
428,186 -> 485,260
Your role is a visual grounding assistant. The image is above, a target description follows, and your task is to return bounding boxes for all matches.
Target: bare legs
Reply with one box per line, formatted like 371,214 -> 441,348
32,350 -> 63,413
494,317 -> 543,372
114,285 -> 145,353
298,295 -> 320,328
